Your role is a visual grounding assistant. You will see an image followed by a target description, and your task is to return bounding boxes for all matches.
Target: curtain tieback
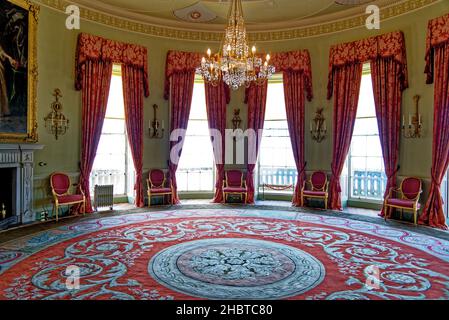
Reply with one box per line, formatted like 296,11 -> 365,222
387,164 -> 401,180
298,162 -> 307,175
431,173 -> 442,187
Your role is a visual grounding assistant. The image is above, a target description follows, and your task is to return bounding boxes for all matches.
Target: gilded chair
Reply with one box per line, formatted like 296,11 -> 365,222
223,170 -> 248,204
147,169 -> 173,207
50,172 -> 86,222
383,177 -> 422,225
301,171 -> 329,210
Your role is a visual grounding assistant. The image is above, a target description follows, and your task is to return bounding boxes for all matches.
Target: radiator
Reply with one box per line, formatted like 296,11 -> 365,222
94,185 -> 114,211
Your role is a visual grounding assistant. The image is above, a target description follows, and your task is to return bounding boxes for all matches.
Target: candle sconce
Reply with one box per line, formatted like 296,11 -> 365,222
232,109 -> 242,141
403,95 -> 423,139
310,108 -> 327,143
149,104 -> 165,139
44,89 -> 69,140
1,203 -> 6,220
232,109 -> 242,131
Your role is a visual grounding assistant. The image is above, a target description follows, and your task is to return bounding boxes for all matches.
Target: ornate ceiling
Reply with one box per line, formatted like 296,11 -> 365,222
37,0 -> 440,41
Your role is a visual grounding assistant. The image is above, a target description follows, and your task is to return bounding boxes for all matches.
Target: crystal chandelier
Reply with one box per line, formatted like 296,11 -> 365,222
196,0 -> 275,90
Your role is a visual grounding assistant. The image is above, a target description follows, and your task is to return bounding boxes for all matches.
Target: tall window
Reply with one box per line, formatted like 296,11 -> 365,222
176,78 -> 215,192
90,64 -> 134,196
347,64 -> 386,201
258,76 -> 297,193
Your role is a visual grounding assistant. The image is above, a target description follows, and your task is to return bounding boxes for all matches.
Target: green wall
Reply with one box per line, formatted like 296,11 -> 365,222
32,2 -> 449,213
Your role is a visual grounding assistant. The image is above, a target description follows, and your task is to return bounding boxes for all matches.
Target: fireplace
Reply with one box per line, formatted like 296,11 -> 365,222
0,167 -> 19,229
0,144 -> 44,230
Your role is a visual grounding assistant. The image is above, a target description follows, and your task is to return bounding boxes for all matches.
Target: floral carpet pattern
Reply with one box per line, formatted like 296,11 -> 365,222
0,208 -> 449,300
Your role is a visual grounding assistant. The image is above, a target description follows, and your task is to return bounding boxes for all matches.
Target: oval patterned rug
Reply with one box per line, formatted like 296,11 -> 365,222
0,208 -> 448,300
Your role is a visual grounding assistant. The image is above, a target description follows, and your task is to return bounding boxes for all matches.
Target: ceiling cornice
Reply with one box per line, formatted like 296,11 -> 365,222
34,0 -> 441,42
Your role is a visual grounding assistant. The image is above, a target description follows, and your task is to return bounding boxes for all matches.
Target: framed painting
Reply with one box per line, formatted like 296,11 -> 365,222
0,0 -> 38,143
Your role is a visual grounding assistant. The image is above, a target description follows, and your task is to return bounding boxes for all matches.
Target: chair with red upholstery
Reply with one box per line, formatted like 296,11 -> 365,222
301,171 -> 329,210
147,169 -> 173,207
383,177 -> 422,225
50,172 -> 86,222
223,170 -> 247,204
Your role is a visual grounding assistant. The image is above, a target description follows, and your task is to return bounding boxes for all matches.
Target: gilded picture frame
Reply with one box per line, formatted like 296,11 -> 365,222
0,0 -> 39,143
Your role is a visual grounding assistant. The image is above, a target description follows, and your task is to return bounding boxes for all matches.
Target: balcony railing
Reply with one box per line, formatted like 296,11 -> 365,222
177,167 -> 214,192
258,166 -> 297,192
351,170 -> 387,200
90,169 -> 126,195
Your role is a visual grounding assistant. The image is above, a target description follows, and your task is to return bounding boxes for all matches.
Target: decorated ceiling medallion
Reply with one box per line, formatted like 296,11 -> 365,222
334,0 -> 373,4
190,11 -> 202,20
174,2 -> 217,23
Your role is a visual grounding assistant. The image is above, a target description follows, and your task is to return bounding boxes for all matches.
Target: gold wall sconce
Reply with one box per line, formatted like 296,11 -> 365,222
1,203 -> 6,220
231,109 -> 242,142
310,108 -> 327,143
44,89 -> 69,140
149,104 -> 164,139
232,109 -> 242,131
403,95 -> 423,139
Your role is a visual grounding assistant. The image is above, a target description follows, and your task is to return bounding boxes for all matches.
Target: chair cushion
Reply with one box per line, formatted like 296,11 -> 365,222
226,170 -> 244,188
401,177 -> 422,199
223,187 -> 247,193
303,190 -> 327,197
57,194 -> 84,204
386,198 -> 420,209
149,170 -> 166,188
51,173 -> 71,195
311,171 -> 327,189
150,188 -> 172,194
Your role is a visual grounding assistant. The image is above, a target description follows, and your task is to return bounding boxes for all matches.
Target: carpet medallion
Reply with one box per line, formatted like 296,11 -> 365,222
0,208 -> 448,300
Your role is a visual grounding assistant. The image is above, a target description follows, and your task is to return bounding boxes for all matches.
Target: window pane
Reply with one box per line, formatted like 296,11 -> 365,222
102,119 -> 125,134
356,73 -> 376,118
265,82 -> 287,120
105,72 -> 125,119
353,118 -> 379,136
350,136 -> 367,157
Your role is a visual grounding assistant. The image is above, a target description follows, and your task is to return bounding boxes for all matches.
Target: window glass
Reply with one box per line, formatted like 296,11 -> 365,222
177,80 -> 215,192
348,65 -> 386,201
258,80 -> 297,190
90,65 -> 133,196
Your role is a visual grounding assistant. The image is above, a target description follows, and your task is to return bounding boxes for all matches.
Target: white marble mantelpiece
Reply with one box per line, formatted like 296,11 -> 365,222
0,144 -> 44,227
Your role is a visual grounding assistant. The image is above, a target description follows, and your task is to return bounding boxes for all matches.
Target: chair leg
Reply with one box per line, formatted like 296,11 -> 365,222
414,209 -> 417,226
400,209 -> 403,220
82,201 -> 86,216
55,204 -> 59,222
148,194 -> 151,208
324,197 -> 328,210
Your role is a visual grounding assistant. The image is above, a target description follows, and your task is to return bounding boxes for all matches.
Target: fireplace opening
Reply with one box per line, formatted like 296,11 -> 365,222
0,167 -> 16,221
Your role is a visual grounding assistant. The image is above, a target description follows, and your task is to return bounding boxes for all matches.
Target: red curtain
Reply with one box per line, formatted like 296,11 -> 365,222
328,63 -> 363,210
419,43 -> 449,229
205,81 -> 229,203
370,57 -> 404,216
168,71 -> 196,204
75,33 -> 149,212
78,60 -> 113,213
245,82 -> 268,204
122,65 -> 147,208
283,70 -> 308,206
